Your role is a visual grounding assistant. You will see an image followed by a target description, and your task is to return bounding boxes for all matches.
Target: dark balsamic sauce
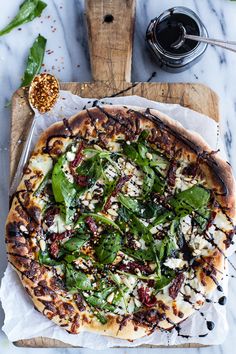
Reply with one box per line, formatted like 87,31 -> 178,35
155,13 -> 200,54
218,296 -> 227,305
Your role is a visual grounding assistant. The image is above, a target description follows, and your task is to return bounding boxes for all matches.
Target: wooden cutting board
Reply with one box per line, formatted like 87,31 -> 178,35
10,0 -> 219,348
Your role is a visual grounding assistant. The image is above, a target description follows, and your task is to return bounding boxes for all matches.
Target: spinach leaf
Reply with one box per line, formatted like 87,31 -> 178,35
95,231 -> 121,264
65,264 -> 92,291
118,194 -> 139,213
52,155 -> 77,224
155,271 -> 175,291
195,207 -> 211,232
38,248 -> 60,266
63,234 -> 89,252
122,247 -> 155,262
0,0 -> 47,36
153,175 -> 165,194
21,34 -> 47,87
79,213 -> 122,233
76,155 -> 105,190
143,165 -> 155,195
150,210 -> 175,229
169,185 -> 210,217
138,201 -> 163,219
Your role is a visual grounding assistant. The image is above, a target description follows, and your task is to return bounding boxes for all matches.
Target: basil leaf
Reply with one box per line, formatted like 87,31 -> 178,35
95,231 -> 121,264
21,34 -> 47,87
0,0 -> 47,36
52,155 -> 77,224
169,185 -> 210,217
65,264 -> 92,291
63,235 -> 89,252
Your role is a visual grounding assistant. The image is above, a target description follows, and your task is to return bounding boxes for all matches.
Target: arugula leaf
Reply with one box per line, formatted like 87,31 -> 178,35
65,264 -> 92,291
95,231 -> 121,264
169,185 -> 210,217
34,170 -> 51,196
0,0 -> 47,36
63,235 -> 89,252
95,312 -> 108,324
52,155 -> 77,224
21,34 -> 47,87
86,291 -> 116,312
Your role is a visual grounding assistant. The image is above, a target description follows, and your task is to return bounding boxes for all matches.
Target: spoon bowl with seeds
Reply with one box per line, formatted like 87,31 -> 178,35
10,73 -> 60,196
29,73 -> 60,113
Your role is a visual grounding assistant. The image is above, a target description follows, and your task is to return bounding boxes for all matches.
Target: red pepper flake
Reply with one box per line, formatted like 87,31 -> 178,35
138,287 -> 157,307
103,175 -> 132,211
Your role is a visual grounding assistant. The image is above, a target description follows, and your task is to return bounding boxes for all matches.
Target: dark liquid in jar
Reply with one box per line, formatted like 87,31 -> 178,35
155,13 -> 200,54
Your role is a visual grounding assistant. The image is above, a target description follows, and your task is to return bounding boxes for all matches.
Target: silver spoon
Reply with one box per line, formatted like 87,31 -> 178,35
10,74 -> 60,196
172,24 -> 236,53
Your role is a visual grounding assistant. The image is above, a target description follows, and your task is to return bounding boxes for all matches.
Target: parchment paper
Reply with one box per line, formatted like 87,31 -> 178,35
0,92 -> 232,348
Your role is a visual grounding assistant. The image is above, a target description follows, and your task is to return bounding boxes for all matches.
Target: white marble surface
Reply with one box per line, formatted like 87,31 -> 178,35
0,0 -> 236,353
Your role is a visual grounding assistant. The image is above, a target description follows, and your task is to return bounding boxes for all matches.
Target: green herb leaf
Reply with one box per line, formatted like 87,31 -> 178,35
0,0 -> 47,36
34,170 -> 51,196
21,34 -> 47,87
118,194 -> 139,213
169,185 -> 210,217
52,155 -> 77,224
95,231 -> 121,264
63,235 -> 89,252
122,247 -> 155,262
79,213 -> 122,233
38,248 -> 60,266
65,264 -> 92,291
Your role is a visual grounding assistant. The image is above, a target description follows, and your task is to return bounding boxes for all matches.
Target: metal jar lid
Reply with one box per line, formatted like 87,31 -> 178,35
146,6 -> 208,73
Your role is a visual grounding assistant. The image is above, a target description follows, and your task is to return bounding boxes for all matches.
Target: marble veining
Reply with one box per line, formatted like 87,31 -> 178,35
0,0 -> 236,353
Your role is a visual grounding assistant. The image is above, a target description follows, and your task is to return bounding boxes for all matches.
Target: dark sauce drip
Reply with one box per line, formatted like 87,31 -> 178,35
155,13 -> 200,54
62,118 -> 74,137
43,134 -> 69,156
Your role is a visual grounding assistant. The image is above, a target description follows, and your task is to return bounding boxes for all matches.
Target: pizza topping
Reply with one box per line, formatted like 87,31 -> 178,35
169,273 -> 185,299
36,129 -> 222,322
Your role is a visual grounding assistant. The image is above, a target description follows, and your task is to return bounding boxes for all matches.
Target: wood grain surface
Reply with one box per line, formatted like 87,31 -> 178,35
10,0 -> 218,348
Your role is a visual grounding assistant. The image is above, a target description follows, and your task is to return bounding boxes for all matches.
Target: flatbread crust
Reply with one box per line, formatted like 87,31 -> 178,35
6,105 -> 236,340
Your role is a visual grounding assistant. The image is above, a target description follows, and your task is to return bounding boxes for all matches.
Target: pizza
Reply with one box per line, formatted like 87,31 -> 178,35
6,105 -> 236,340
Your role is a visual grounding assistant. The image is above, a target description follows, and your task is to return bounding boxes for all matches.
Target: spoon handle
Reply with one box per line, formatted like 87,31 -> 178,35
185,34 -> 236,53
10,117 -> 36,196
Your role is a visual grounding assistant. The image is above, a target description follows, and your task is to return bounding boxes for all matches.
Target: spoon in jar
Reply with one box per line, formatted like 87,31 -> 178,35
171,24 -> 236,53
10,73 -> 60,196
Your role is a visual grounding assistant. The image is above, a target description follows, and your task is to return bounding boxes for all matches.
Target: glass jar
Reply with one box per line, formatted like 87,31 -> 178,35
146,6 -> 208,73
